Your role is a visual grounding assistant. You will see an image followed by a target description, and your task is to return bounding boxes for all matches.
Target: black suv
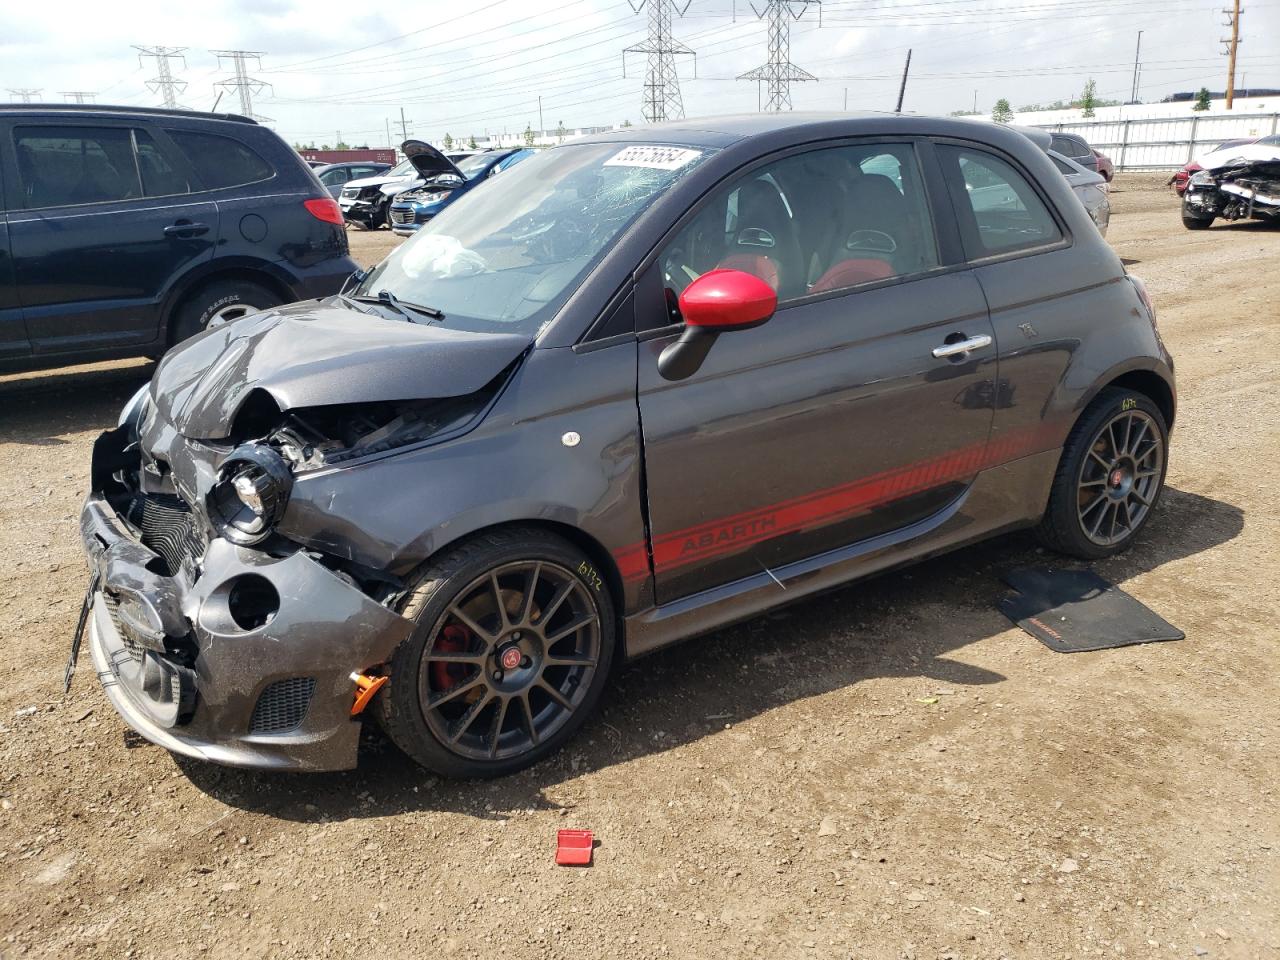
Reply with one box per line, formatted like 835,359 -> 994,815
0,105 -> 358,372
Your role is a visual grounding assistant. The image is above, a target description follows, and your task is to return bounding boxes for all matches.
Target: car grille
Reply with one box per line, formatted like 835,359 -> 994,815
128,493 -> 205,577
389,207 -> 414,225
249,678 -> 316,734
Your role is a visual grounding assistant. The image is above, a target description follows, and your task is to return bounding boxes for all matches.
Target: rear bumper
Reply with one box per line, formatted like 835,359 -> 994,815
80,482 -> 413,772
286,255 -> 360,302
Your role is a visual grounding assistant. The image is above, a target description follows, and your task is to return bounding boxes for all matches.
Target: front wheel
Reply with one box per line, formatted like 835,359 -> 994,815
1036,388 -> 1168,560
376,528 -> 616,778
1181,208 -> 1214,230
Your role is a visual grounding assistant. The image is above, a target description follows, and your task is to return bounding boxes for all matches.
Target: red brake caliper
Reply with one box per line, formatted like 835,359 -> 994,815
432,623 -> 473,692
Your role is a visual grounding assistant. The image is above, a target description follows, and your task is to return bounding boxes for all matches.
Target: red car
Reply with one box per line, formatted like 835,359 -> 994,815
1092,149 -> 1114,182
1169,138 -> 1258,195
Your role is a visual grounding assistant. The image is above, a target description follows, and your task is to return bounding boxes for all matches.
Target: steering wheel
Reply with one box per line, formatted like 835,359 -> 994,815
845,229 -> 898,254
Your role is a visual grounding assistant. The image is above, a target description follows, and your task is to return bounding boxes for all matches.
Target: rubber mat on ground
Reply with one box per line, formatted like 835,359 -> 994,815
999,567 -> 1184,653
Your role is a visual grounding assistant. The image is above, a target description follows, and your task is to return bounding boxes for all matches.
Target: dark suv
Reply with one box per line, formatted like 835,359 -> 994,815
77,114 -> 1174,776
0,105 -> 358,372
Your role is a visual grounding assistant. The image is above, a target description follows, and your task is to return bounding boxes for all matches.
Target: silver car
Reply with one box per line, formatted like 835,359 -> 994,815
1049,150 -> 1110,236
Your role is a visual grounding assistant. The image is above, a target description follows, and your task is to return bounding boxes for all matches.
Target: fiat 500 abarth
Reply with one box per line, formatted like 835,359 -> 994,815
77,113 -> 1174,776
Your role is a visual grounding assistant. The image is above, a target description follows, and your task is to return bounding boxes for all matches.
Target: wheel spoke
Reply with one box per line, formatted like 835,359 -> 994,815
1107,502 -> 1120,541
1129,487 -> 1151,507
545,611 -> 599,646
1079,477 -> 1108,488
448,604 -> 496,644
449,692 -> 494,744
427,675 -> 484,709
538,679 -> 574,712
518,693 -> 539,745
490,572 -> 509,629
1127,419 -> 1150,457
488,696 -> 510,758
545,652 -> 598,668
1089,501 -> 1110,539
426,650 -> 486,664
517,562 -> 542,626
1089,450 -> 1112,471
537,579 -> 575,627
1136,468 -> 1160,479
1079,493 -> 1108,520
1120,414 -> 1133,458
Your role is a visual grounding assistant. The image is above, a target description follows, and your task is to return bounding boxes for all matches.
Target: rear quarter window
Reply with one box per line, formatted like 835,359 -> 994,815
167,130 -> 274,190
939,145 -> 1063,258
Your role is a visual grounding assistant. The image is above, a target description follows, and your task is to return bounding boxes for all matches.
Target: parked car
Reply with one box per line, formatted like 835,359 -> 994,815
1181,137 -> 1280,229
338,146 -> 499,229
1049,132 -> 1101,175
1168,136 -> 1271,196
313,161 -> 391,198
1014,127 -> 1110,235
1092,149 -> 1114,182
388,146 -> 535,235
78,113 -> 1174,776
0,104 -> 358,372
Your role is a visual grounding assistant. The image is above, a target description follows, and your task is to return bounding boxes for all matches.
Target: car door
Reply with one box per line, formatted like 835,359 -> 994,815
0,135 -> 31,361
4,121 -> 217,356
636,141 -> 998,602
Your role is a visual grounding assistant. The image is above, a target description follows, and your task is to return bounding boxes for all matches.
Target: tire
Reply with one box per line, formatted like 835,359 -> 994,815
375,527 -> 617,779
171,279 -> 281,345
1181,210 -> 1214,230
1036,387 -> 1169,560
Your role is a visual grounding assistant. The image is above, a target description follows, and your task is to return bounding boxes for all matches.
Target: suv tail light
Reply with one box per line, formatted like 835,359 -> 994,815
1128,274 -> 1157,328
303,198 -> 344,225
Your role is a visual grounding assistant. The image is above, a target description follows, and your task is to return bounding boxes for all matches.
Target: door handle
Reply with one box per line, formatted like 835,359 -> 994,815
932,334 -> 992,359
163,221 -> 210,238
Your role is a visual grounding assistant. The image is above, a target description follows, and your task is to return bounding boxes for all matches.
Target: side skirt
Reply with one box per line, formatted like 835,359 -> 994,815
622,447 -> 1059,659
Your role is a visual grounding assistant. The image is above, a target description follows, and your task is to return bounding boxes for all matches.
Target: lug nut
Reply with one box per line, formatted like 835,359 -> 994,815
520,656 -> 532,668
512,631 -> 522,641
493,670 -> 504,682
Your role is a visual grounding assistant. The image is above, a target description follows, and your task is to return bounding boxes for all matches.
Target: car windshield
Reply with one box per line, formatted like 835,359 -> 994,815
355,142 -> 712,335
456,153 -> 493,178
385,158 -> 416,177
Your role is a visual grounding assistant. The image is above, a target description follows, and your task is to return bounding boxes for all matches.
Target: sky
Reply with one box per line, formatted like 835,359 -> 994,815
2,0 -> 1277,146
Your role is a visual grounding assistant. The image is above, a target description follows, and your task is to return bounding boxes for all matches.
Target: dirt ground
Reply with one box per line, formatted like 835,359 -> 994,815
1,174 -> 1277,960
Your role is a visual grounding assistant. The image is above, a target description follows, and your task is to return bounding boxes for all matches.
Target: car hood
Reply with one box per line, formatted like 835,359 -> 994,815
401,139 -> 465,180
345,173 -> 417,191
151,300 -> 531,440
1199,142 -> 1280,170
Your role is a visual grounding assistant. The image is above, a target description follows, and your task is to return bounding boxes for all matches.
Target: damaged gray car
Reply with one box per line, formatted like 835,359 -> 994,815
1182,137 -> 1280,229
74,114 -> 1174,776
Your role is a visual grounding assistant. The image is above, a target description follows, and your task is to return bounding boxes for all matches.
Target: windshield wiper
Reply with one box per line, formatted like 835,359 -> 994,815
352,290 -> 445,322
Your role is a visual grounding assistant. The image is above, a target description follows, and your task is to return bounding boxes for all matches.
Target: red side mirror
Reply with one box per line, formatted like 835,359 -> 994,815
677,268 -> 778,332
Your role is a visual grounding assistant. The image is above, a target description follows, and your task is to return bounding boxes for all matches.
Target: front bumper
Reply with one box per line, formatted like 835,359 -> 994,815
80,486 -> 413,772
388,204 -> 432,235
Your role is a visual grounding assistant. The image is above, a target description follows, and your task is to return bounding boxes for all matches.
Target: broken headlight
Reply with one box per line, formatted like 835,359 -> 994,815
118,382 -> 153,442
207,443 -> 293,545
1188,170 -> 1216,187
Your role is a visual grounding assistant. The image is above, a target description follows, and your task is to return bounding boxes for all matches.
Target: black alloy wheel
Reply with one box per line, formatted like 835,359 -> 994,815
376,529 -> 615,778
1037,388 -> 1168,559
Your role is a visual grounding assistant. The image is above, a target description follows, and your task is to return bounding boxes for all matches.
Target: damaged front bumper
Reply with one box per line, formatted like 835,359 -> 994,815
79,442 -> 414,772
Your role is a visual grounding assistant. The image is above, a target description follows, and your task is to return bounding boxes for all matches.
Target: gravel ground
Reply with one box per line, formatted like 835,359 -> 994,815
0,174 -> 1277,960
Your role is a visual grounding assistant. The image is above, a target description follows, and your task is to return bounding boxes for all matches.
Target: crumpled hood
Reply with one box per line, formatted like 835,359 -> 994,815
1200,142 -> 1280,170
151,300 -> 531,439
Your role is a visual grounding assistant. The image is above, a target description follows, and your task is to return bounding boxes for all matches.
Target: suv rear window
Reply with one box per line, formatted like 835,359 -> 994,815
13,126 -> 141,208
167,131 -> 273,190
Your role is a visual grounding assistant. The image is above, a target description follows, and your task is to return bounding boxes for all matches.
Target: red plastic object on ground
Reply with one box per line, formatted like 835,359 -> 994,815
556,829 -> 594,866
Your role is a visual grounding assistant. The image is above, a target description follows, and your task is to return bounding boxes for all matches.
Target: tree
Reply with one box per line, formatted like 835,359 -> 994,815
1193,87 -> 1212,112
335,140 -> 350,150
555,120 -> 567,143
320,143 -> 331,151
622,119 -> 633,128
991,98 -> 1014,123
468,135 -> 477,150
523,124 -> 535,147
442,132 -> 454,150
1079,78 -> 1098,118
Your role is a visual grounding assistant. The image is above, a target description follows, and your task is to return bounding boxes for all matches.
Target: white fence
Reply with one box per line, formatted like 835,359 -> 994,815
1029,114 -> 1280,170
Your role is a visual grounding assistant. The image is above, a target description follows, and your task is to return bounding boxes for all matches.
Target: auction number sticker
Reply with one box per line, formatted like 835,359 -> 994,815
604,146 -> 703,170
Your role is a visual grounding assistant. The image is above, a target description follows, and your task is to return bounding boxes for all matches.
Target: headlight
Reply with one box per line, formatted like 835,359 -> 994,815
118,382 -> 153,441
207,443 -> 293,545
1188,170 -> 1216,187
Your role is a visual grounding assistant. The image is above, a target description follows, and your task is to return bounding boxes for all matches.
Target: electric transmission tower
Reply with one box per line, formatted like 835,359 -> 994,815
60,91 -> 96,104
211,50 -> 272,120
135,45 -> 188,109
738,0 -> 821,112
623,0 -> 696,124
7,88 -> 42,103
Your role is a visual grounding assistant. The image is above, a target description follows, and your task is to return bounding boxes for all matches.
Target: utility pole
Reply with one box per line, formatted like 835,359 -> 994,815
1221,0 -> 1241,109
538,95 -> 544,136
385,117 -> 392,148
738,0 -> 821,112
7,88 -> 42,103
60,91 -> 96,104
1129,31 -> 1143,104
135,45 -> 187,109
894,48 -> 912,113
973,89 -> 978,113
211,50 -> 272,121
623,0 -> 696,124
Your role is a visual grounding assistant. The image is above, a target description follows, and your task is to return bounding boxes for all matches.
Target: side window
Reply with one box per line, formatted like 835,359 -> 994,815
319,168 -> 350,186
657,142 -> 939,313
938,145 -> 1062,257
1051,155 -> 1076,176
13,126 -> 141,208
166,130 -> 273,190
134,130 -> 191,197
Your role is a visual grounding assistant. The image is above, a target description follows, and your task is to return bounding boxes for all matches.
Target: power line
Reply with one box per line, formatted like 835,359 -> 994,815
7,88 -> 42,103
60,91 -> 96,103
212,50 -> 273,120
739,0 -> 821,111
134,45 -> 187,109
624,0 -> 697,123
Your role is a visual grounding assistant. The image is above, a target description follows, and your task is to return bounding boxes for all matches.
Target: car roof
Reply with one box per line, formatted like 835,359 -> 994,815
0,103 -> 256,124
573,111 -> 1043,150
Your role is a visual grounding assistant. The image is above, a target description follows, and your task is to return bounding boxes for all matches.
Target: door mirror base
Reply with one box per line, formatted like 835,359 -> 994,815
657,327 -> 718,381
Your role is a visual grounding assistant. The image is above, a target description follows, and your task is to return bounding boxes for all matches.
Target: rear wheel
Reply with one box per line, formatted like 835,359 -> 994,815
171,279 -> 280,345
376,528 -> 616,778
1036,388 -> 1168,560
